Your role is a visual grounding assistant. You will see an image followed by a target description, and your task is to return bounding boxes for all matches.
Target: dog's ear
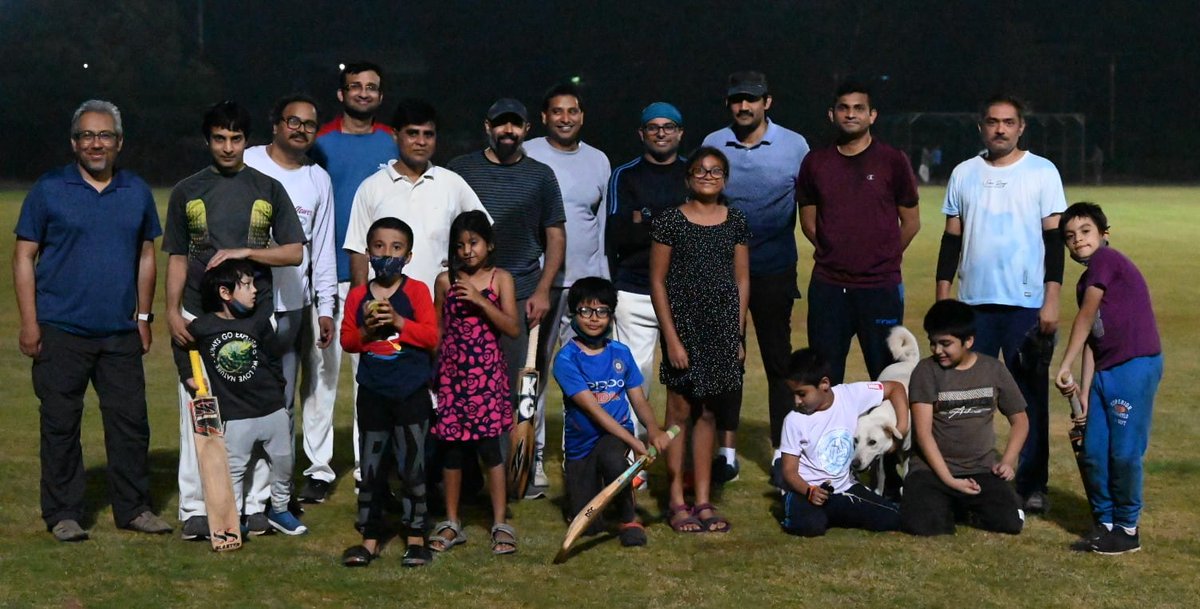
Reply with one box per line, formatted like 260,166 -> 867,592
886,424 -> 903,441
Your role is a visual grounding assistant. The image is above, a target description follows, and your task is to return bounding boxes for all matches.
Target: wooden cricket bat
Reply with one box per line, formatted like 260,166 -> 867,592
188,350 -> 242,552
553,425 -> 680,564
1059,372 -> 1086,457
507,324 -> 541,500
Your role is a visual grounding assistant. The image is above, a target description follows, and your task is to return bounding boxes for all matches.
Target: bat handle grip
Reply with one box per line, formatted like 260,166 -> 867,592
189,350 -> 208,396
524,324 -> 540,370
647,424 -> 681,460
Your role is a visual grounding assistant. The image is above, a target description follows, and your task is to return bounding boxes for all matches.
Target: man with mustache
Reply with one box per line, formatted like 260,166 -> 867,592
447,98 -> 566,499
243,94 -> 337,517
702,71 -> 810,484
936,94 -> 1066,516
308,62 -> 399,498
522,82 -> 611,496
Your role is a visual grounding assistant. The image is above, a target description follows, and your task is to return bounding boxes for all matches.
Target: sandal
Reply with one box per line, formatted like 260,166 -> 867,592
693,502 -> 731,533
401,542 -> 433,567
341,544 -> 377,567
429,520 -> 466,552
668,503 -> 704,533
491,523 -> 518,555
618,522 -> 647,547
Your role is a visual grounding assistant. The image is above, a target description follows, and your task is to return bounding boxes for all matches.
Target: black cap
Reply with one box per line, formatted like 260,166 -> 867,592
486,98 -> 528,123
726,71 -> 769,98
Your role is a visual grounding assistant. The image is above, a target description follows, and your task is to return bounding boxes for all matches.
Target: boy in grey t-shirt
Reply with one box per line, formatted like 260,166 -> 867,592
901,299 -> 1029,536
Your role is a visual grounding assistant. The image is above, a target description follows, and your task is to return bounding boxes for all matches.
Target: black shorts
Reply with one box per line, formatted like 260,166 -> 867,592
685,389 -> 742,431
440,436 -> 505,470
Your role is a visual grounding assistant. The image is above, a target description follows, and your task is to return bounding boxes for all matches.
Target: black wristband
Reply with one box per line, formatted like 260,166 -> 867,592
1043,228 -> 1064,284
936,231 -> 963,282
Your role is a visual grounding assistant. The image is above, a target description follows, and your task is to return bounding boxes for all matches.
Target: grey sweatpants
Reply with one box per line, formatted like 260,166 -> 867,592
225,408 -> 293,515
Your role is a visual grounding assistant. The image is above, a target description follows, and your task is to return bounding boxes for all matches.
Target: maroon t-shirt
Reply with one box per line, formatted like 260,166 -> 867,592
1077,246 -> 1161,370
795,139 -> 918,288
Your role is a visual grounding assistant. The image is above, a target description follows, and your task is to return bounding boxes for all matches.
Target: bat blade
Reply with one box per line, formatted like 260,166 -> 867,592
1059,373 -> 1089,493
553,425 -> 679,564
508,324 -> 540,499
189,351 -> 242,552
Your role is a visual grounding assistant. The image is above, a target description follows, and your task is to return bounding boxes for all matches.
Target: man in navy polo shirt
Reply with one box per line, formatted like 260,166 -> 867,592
14,100 -> 172,542
702,71 -> 810,481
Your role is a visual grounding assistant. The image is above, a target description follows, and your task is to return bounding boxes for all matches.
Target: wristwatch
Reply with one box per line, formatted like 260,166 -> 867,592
136,312 -> 155,322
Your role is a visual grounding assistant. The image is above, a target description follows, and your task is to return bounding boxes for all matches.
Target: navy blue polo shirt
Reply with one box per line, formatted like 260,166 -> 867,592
15,164 -> 162,337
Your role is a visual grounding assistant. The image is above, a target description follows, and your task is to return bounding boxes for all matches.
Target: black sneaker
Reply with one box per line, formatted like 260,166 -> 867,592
712,455 -> 740,485
246,512 -> 272,536
298,478 -> 331,504
181,515 -> 209,541
1022,491 -> 1049,515
1092,528 -> 1141,555
1070,524 -> 1109,552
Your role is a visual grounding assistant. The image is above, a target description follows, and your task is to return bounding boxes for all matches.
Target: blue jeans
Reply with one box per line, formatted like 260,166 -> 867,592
969,305 -> 1050,497
1083,354 -> 1162,528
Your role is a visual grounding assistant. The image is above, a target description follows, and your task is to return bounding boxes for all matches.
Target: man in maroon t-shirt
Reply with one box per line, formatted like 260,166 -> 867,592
797,81 -> 920,385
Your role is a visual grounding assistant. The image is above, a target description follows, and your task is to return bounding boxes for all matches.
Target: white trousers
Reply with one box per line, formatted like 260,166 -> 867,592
613,290 -> 660,437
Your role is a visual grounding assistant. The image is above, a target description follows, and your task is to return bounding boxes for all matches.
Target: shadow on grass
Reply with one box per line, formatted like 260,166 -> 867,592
81,448 -> 178,528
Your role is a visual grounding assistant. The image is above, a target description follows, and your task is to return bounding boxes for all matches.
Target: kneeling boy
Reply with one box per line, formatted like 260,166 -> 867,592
554,277 -> 670,546
901,299 -> 1028,536
777,348 -> 908,537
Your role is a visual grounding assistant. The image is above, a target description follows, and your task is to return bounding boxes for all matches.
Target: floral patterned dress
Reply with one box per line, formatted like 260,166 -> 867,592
433,272 -> 512,440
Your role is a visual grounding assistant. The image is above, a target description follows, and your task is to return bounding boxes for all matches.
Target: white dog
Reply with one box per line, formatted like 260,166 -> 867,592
852,326 -> 920,495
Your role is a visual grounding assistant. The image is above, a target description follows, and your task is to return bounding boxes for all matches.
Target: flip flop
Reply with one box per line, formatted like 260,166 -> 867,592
342,544 -> 377,567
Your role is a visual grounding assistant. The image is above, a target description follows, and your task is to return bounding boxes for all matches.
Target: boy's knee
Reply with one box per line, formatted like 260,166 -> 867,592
783,522 -> 828,538
901,515 -> 954,537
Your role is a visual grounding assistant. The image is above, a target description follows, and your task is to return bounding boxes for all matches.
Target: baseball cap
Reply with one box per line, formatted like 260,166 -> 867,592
640,102 -> 683,126
726,71 -> 769,98
486,98 -> 528,123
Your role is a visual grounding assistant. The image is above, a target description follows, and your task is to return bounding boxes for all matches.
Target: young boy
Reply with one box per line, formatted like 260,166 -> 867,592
900,299 -> 1029,536
554,277 -> 670,546
776,348 -> 908,537
339,217 -> 439,567
1056,202 -> 1162,555
174,260 -> 307,536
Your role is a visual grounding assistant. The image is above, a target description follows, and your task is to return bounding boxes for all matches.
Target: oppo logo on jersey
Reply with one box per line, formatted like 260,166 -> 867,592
588,378 -> 625,391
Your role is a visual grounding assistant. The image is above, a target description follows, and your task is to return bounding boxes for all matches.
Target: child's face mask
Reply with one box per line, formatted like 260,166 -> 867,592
370,255 -> 406,279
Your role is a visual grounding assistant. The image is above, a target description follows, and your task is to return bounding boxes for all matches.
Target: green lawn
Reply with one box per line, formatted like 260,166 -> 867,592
1,186 -> 1198,608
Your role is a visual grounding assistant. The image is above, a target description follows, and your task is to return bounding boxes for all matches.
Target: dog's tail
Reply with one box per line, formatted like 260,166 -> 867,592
887,325 -> 921,364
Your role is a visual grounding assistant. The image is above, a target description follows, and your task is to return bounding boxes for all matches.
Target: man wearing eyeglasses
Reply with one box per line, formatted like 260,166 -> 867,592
14,99 -> 172,542
702,71 -> 810,483
604,102 -> 688,466
522,82 -> 612,496
309,61 -> 399,495
244,94 -> 338,510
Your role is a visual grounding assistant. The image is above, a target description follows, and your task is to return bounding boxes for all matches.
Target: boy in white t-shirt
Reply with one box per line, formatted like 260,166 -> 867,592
776,348 -> 909,537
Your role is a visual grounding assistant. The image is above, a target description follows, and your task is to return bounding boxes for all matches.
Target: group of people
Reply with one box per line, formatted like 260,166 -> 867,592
15,63 -> 1160,562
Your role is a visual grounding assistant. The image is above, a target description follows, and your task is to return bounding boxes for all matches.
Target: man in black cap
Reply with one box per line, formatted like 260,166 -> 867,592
702,71 -> 810,484
447,98 -> 566,498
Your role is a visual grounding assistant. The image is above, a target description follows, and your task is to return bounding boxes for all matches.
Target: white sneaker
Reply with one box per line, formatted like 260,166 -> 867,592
532,461 -> 549,487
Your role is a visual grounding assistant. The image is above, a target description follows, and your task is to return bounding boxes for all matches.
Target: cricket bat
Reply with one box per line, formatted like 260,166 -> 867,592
508,324 -> 540,500
188,350 -> 242,552
553,425 -> 680,564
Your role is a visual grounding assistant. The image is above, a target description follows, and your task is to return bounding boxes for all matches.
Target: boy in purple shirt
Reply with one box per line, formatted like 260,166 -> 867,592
1056,202 -> 1162,555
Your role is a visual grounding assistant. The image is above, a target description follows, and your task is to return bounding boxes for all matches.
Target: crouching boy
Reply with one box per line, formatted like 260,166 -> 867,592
901,299 -> 1028,536
174,260 -> 307,536
776,348 -> 908,537
554,277 -> 670,547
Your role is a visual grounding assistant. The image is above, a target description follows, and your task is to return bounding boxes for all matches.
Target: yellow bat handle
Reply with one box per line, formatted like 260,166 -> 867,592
189,350 -> 209,397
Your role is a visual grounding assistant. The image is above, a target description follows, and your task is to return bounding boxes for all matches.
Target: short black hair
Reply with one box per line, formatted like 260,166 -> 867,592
787,348 -> 831,387
340,61 -> 384,90
834,79 -> 873,108
391,98 -> 438,130
366,216 -> 414,249
542,82 -> 584,113
923,299 -> 976,342
200,259 -> 256,314
980,93 -> 1027,122
202,101 -> 251,141
567,276 -> 617,312
1059,201 -> 1110,240
269,93 -> 320,126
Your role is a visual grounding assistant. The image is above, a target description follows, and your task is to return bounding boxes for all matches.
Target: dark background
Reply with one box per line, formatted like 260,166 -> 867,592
2,0 -> 1196,184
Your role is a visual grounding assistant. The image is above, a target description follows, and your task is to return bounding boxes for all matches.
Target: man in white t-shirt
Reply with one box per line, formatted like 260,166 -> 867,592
243,94 -> 338,507
523,82 -> 612,496
776,348 -> 908,537
935,94 -> 1067,515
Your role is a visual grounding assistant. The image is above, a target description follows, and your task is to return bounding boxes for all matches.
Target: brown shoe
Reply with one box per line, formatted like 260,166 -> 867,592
125,510 -> 173,534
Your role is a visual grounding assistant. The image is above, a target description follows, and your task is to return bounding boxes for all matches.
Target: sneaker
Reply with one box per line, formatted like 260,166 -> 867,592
181,515 -> 209,541
1023,491 -> 1049,515
533,460 -> 549,487
267,510 -> 308,536
632,470 -> 649,492
524,484 -> 547,500
1070,524 -> 1110,552
51,519 -> 89,542
1092,528 -> 1140,555
125,510 -> 172,535
712,455 -> 740,484
298,478 -> 331,504
246,512 -> 272,536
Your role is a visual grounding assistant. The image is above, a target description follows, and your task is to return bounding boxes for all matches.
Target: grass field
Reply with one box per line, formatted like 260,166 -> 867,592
1,185 -> 1197,608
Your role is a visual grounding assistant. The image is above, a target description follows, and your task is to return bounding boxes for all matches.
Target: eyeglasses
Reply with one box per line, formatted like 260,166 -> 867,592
344,82 -> 380,93
642,123 -> 679,135
690,166 -> 726,179
73,130 -> 119,145
575,306 -> 612,319
283,116 -> 319,133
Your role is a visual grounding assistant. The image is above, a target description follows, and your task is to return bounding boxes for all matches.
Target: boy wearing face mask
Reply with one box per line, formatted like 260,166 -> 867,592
340,217 -> 440,567
174,259 -> 309,535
